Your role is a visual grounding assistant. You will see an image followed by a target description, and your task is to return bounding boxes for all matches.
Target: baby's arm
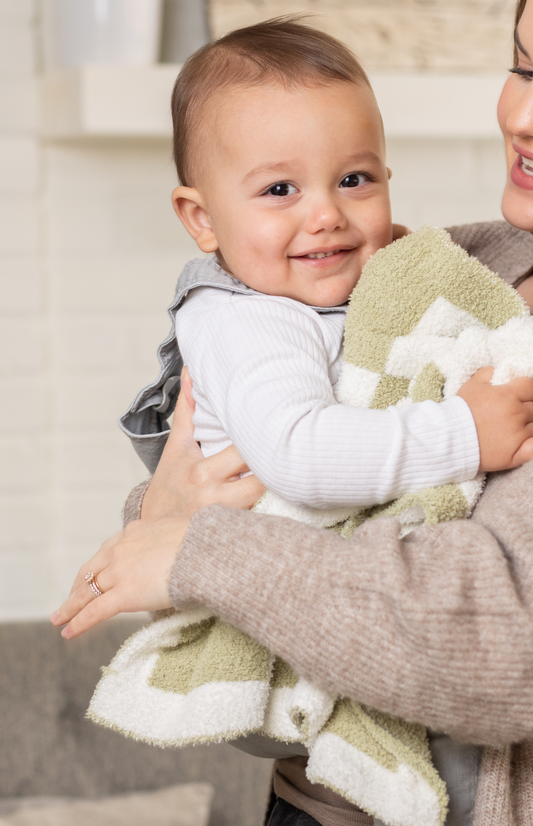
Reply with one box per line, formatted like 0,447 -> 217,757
181,294 -> 483,509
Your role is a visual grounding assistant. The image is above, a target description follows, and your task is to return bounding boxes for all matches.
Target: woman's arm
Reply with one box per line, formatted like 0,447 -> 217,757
168,460 -> 533,747
53,370 -> 533,746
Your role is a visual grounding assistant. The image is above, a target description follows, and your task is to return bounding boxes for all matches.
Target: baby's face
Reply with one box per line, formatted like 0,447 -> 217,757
181,80 -> 392,307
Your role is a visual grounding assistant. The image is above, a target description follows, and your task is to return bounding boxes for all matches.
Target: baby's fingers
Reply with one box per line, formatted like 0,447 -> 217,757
507,376 -> 533,403
513,435 -> 533,467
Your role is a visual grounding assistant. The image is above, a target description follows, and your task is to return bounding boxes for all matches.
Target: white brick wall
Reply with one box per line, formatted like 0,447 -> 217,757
387,137 -> 507,229
0,0 -> 49,619
0,1 -> 515,620
44,139 -> 199,610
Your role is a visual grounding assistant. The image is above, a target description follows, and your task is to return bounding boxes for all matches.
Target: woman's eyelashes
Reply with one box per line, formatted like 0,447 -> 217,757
510,67 -> 533,81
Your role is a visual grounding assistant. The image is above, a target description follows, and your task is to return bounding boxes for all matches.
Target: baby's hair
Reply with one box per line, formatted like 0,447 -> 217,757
171,16 -> 371,186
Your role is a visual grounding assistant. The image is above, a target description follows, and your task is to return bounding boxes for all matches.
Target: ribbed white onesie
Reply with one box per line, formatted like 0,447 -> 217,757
175,286 -> 480,509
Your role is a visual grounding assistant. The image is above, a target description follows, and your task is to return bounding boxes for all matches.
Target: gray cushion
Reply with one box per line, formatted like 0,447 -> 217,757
0,620 -> 272,826
0,783 -> 213,826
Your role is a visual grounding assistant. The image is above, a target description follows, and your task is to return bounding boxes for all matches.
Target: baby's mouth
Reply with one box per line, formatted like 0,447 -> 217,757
301,249 -> 342,259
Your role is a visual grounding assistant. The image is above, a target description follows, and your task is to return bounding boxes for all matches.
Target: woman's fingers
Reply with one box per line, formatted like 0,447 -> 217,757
138,364 -> 264,520
54,564 -> 111,626
218,473 -> 266,509
53,581 -> 98,628
51,517 -> 187,638
180,365 -> 195,409
61,591 -> 122,639
68,531 -> 122,595
201,444 -> 252,482
168,366 -> 197,444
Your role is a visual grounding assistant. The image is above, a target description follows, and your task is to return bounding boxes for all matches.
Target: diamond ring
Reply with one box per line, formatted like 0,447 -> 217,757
85,571 -> 103,597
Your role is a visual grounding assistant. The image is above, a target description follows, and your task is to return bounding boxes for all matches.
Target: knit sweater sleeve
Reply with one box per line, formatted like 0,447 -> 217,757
177,290 -> 479,508
169,459 -> 533,747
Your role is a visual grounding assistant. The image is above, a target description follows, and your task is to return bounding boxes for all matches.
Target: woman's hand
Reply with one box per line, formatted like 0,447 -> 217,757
51,367 -> 265,638
141,367 -> 265,519
50,515 -> 188,639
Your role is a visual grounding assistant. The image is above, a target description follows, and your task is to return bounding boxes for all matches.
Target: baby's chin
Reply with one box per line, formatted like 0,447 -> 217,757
294,286 -> 355,307
311,281 -> 360,307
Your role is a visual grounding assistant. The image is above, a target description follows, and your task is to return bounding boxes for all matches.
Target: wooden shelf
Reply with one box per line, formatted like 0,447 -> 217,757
40,65 -> 506,140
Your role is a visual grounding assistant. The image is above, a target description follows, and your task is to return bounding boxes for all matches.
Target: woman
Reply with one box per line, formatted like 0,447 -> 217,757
53,1 -> 533,823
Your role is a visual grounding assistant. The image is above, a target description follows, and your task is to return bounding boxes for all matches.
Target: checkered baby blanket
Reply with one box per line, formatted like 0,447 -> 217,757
88,227 -> 533,826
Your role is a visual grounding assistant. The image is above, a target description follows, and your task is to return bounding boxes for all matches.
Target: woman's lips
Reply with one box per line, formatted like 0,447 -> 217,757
510,154 -> 533,190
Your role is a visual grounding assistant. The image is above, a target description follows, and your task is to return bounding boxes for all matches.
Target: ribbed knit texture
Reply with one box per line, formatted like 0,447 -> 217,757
473,747 -> 513,826
122,479 -> 149,525
176,285 -> 479,508
447,220 -> 533,285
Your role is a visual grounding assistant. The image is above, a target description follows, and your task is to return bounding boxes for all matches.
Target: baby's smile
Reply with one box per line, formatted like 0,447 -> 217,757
297,249 -> 348,260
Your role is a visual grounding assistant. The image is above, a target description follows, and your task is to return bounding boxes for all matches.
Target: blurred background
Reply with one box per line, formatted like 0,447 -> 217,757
0,0 -> 516,619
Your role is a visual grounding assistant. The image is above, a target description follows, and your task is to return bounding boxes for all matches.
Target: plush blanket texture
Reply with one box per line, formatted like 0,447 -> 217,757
89,227 -> 532,826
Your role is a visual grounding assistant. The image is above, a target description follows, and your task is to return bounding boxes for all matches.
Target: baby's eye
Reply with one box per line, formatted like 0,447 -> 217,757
265,182 -> 298,197
339,173 -> 370,188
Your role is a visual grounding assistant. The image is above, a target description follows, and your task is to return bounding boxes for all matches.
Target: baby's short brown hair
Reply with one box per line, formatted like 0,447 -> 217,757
171,16 -> 371,186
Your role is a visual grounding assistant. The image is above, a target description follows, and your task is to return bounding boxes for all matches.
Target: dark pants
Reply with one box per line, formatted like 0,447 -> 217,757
264,791 -> 321,826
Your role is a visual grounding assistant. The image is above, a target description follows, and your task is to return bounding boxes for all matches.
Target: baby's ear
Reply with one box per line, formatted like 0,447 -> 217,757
172,186 -> 219,253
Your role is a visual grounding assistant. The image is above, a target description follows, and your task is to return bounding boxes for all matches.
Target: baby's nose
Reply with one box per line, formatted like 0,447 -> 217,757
306,196 -> 346,233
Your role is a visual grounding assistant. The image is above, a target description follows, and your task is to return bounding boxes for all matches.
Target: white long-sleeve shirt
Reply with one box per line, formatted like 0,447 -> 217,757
175,286 -> 480,509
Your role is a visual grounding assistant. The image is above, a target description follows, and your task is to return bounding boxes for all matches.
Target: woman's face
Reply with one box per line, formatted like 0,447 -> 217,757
498,0 -> 533,231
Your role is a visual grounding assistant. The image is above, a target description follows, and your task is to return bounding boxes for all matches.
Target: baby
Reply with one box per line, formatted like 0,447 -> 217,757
167,16 -> 531,516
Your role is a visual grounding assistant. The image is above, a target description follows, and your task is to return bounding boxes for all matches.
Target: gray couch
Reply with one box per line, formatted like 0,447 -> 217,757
0,618 -> 273,826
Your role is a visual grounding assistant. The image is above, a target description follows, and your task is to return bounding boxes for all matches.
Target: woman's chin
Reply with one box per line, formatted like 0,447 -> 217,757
501,184 -> 533,234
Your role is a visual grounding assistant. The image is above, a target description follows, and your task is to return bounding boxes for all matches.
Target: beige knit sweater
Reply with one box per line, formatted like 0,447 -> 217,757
124,222 -> 533,826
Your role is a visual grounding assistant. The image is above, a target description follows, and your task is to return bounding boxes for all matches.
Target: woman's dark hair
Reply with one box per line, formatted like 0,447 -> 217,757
515,0 -> 528,65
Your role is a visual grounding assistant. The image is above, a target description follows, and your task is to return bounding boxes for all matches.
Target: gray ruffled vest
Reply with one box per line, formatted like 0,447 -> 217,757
119,257 -> 347,473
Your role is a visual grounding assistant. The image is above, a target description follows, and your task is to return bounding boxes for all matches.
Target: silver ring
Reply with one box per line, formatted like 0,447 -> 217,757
85,571 -> 103,597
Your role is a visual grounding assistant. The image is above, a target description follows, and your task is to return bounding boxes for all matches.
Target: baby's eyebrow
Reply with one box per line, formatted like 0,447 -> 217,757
344,151 -> 382,166
242,152 -> 382,184
242,161 -> 295,183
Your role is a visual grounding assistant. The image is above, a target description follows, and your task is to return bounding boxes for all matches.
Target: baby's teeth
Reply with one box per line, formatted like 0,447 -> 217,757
307,250 -> 338,259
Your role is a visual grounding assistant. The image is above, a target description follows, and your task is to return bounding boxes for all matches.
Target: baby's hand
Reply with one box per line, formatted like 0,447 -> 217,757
458,367 -> 533,472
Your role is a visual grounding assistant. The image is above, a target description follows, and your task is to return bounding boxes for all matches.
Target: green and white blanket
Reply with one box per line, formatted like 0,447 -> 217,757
88,227 -> 532,826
